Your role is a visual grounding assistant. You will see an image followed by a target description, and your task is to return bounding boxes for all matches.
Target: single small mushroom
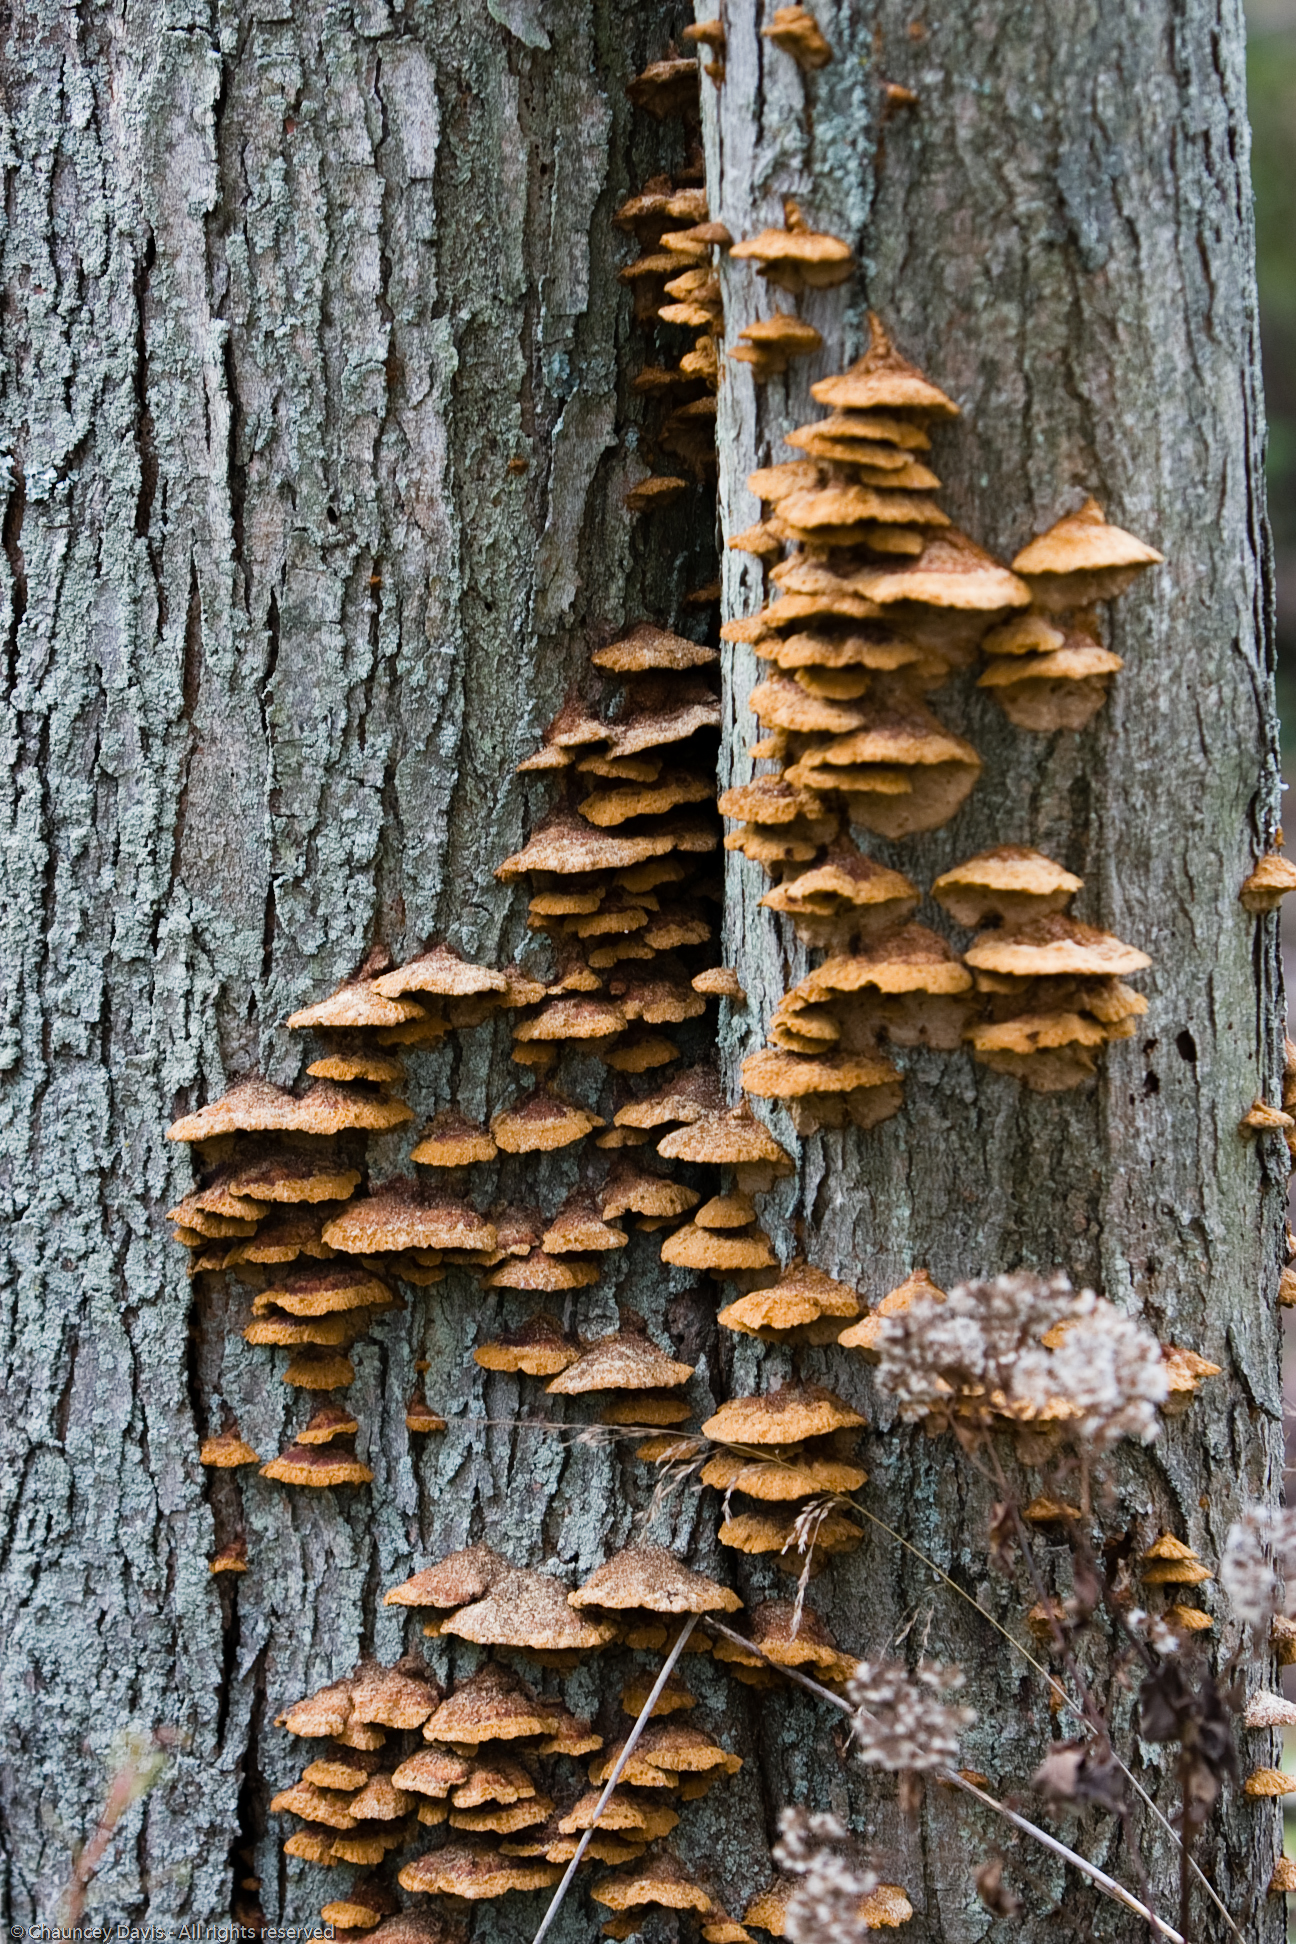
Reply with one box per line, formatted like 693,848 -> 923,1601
932,846 -> 1083,929
1010,497 -> 1162,611
260,1439 -> 374,1489
730,312 -> 824,379
1244,1767 -> 1296,1798
712,1599 -> 857,1687
200,1426 -> 261,1469
475,1314 -> 582,1377
296,1401 -> 360,1445
1270,1856 -> 1296,1894
762,5 -> 833,67
703,1383 -> 866,1447
209,1538 -> 249,1575
410,1110 -> 498,1167
839,1267 -> 946,1357
320,1878 -> 399,1931
570,1544 -> 742,1617
1240,1099 -> 1294,1136
167,1075 -> 413,1143
420,1665 -> 563,1747
716,1260 -> 862,1344
718,1508 -> 860,1559
699,1445 -> 866,1502
405,1391 -> 446,1435
383,1543 -> 511,1615
591,1849 -> 717,1916
491,1089 -> 605,1153
1241,851 -> 1296,913
397,1839 -> 561,1898
619,1668 -> 696,1718
1139,1534 -> 1213,1586
730,199 -> 854,294
322,1179 -> 496,1255
546,1318 -> 695,1396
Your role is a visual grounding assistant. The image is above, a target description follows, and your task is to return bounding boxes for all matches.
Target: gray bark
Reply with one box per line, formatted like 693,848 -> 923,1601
0,0 -> 1281,1940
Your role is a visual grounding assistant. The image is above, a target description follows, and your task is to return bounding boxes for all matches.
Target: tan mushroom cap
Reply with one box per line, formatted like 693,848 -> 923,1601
296,1401 -> 360,1444
302,1747 -> 384,1790
695,1191 -> 759,1229
546,1327 -> 695,1395
398,1840 -> 561,1898
964,912 -> 1151,978
601,1160 -> 701,1221
1012,498 -> 1162,577
167,1076 -> 411,1142
390,1747 -> 473,1799
200,1428 -> 261,1468
536,1705 -> 604,1758
809,314 -> 959,417
720,1509 -> 861,1556
497,811 -> 715,880
383,1542 -> 512,1613
556,1789 -> 680,1841
374,945 -> 508,1000
719,775 -> 830,826
261,1440 -> 374,1487
450,1797 -> 556,1836
762,3 -> 833,65
825,528 -> 1030,612
592,1849 -> 718,1914
729,203 -> 854,289
482,1250 -> 600,1292
661,1222 -> 779,1271
474,1314 -> 581,1376
839,1266 -> 946,1352
601,1391 -> 695,1427
571,1544 -> 742,1615
542,1192 -> 630,1254
732,310 -> 823,363
410,1110 -> 498,1167
1241,851 -> 1296,913
593,622 -> 719,673
243,1311 -> 369,1349
348,1774 -> 417,1821
225,1148 -> 363,1205
580,772 -> 715,828
286,977 -> 426,1031
224,1204 -> 341,1268
422,1666 -> 562,1746
742,1046 -> 902,1100
701,1448 -> 867,1500
276,1675 -> 376,1745
252,1263 -> 394,1317
619,1669 -> 697,1718
442,1569 -> 617,1654
718,1598 -> 855,1672
322,1181 -> 496,1255
491,1090 -> 605,1153
1270,1856 -> 1296,1894
320,1881 -> 400,1929
657,1101 -> 793,1170
932,845 -> 1083,927
763,847 -> 918,914
448,1758 -> 537,1811
270,1778 -> 360,1830
716,1262 -> 861,1338
209,1539 -> 248,1574
703,1384 -> 866,1445
613,1064 -> 725,1129
692,966 -> 746,1001
787,699 -> 979,774
1244,1767 -> 1296,1798
801,925 -> 972,999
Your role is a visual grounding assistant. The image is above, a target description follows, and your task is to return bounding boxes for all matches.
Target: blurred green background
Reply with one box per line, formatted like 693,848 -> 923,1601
1250,0 -> 1296,733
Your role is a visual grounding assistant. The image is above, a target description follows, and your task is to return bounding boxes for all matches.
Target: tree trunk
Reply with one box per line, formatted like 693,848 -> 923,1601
0,0 -> 1281,1939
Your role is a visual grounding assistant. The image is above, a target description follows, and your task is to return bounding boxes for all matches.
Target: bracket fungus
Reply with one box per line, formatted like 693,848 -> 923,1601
762,4 -> 833,65
1010,497 -> 1162,612
399,1840 -> 561,1899
1140,1534 -> 1213,1587
839,1267 -> 946,1357
1241,850 -> 1296,912
711,1600 -> 857,1687
730,311 -> 823,381
715,1260 -> 862,1343
978,612 -> 1124,732
731,199 -> 853,293
199,1426 -> 260,1469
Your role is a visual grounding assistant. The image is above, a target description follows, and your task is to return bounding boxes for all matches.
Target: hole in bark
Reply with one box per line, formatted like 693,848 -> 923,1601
1176,1030 -> 1198,1064
1143,1071 -> 1160,1095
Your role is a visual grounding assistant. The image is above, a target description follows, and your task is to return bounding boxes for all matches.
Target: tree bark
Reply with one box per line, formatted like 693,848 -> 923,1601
0,0 -> 1282,1938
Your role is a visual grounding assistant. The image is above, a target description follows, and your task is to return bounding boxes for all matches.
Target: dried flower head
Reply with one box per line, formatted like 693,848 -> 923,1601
1013,1294 -> 1167,1449
1220,1502 -> 1296,1627
773,1807 -> 879,1942
845,1661 -> 975,1771
876,1272 -> 1166,1450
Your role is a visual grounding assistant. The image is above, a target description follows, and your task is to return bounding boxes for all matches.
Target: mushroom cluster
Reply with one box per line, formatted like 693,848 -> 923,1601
259,1543 -> 753,1933
168,944 -> 560,1510
498,621 -> 726,1064
616,53 -> 726,518
979,499 -> 1161,732
737,846 -> 1154,1119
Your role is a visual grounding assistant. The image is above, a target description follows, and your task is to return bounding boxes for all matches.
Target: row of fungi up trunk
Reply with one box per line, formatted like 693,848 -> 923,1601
720,320 -> 1159,1123
737,845 -> 1152,1128
271,1542 -> 889,1941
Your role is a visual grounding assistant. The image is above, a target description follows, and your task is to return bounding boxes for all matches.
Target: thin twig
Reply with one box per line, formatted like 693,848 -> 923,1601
530,1613 -> 699,1944
697,1618 -> 1186,1944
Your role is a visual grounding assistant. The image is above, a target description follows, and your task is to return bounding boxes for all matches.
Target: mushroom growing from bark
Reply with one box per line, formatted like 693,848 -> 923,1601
1010,497 -> 1162,611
